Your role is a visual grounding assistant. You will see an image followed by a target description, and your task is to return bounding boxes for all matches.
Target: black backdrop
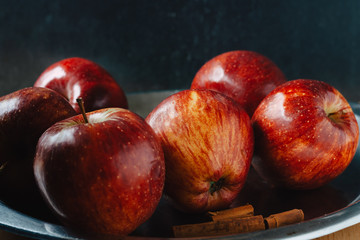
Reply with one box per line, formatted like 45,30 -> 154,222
0,0 -> 359,101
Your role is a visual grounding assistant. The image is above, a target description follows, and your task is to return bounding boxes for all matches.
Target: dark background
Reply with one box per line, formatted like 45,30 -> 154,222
0,0 -> 359,101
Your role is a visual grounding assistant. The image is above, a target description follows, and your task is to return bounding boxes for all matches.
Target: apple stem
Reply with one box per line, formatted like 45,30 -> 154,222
76,98 -> 89,123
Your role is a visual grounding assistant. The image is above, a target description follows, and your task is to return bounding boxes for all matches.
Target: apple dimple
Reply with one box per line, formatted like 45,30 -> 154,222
327,110 -> 348,123
324,103 -> 352,126
209,177 -> 225,195
87,108 -> 123,123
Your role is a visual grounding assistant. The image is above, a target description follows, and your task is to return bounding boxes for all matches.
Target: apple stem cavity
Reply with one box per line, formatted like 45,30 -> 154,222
327,110 -> 346,124
209,178 -> 225,195
76,98 -> 89,123
328,112 -> 339,123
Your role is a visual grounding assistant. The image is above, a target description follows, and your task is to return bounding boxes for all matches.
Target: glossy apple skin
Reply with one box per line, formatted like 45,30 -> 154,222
146,89 -> 253,213
191,50 -> 287,116
34,57 -> 128,113
251,79 -> 359,190
0,87 -> 76,217
34,108 -> 165,237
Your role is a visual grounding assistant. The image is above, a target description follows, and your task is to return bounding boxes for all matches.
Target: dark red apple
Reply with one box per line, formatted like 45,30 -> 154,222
191,50 -> 287,116
34,57 -> 128,113
0,87 -> 76,217
145,89 -> 253,213
251,79 -> 359,190
34,107 -> 165,237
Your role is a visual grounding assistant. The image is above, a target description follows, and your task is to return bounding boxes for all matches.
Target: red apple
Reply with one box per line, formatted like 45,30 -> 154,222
191,50 -> 287,116
34,57 -> 128,113
145,89 -> 253,213
0,87 -> 76,217
34,106 -> 165,237
251,79 -> 359,190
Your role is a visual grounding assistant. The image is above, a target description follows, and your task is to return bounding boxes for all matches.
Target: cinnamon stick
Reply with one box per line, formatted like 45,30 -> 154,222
264,209 -> 304,229
173,215 -> 265,238
208,204 -> 254,221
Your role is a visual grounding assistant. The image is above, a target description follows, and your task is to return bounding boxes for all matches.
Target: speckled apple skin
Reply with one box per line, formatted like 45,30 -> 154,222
34,108 -> 165,237
146,89 -> 253,213
191,50 -> 287,116
251,79 -> 359,190
0,87 -> 76,211
34,57 -> 128,113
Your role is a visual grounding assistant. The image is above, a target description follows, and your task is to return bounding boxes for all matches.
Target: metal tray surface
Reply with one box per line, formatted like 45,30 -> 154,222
1,90 -> 360,240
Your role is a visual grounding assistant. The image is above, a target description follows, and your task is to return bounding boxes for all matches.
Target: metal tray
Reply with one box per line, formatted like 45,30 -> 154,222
1,90 -> 360,240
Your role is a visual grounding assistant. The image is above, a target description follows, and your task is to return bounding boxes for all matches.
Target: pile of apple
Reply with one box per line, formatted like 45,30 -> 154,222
0,51 -> 358,238
147,50 -> 358,213
0,58 -> 164,238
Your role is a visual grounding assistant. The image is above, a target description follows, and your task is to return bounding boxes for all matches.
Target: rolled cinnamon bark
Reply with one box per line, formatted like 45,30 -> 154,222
208,204 -> 254,221
173,215 -> 265,238
264,209 -> 304,229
